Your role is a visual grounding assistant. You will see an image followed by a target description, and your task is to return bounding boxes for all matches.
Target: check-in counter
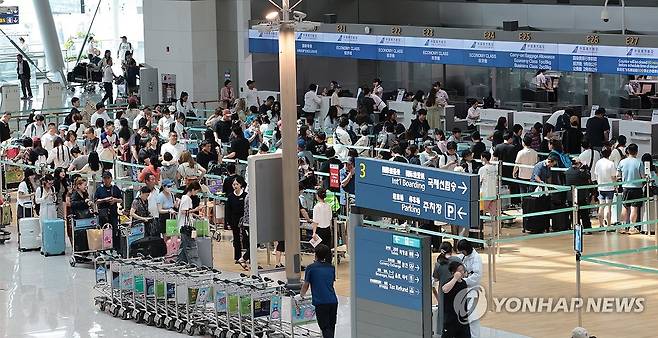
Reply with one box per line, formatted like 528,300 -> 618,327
618,120 -> 658,155
480,108 -> 515,147
444,105 -> 467,132
514,111 -> 551,134
387,101 -> 415,127
581,117 -> 620,142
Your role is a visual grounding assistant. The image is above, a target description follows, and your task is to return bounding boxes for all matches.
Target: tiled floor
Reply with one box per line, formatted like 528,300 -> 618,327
0,229 -> 529,338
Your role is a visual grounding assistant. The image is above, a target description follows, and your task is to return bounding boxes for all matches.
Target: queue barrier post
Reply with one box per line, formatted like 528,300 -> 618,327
487,237 -> 494,312
572,185 -> 583,326
654,195 -> 658,257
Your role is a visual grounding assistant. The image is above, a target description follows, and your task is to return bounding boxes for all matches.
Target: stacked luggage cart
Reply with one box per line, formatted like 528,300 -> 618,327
92,255 -> 321,337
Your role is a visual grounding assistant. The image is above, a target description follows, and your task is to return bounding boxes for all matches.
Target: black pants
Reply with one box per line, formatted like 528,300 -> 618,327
314,303 -> 338,338
303,111 -> 315,126
577,205 -> 592,229
231,222 -> 242,260
316,226 -> 332,249
19,75 -> 32,97
241,226 -> 250,261
442,320 -> 471,338
102,82 -> 114,104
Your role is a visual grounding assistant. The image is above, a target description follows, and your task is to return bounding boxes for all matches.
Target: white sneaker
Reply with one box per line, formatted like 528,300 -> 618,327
627,228 -> 640,235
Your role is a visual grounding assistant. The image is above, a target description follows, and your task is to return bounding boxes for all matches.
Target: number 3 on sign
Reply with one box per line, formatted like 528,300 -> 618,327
359,163 -> 366,178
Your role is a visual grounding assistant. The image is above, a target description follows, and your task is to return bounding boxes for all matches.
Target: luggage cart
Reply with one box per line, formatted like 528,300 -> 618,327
70,216 -> 109,267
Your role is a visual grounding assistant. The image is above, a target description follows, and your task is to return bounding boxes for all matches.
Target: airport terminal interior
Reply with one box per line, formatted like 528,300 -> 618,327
4,1 -> 658,337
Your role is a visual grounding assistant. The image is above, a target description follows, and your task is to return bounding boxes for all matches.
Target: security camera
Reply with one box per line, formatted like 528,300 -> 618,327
293,11 -> 307,21
601,7 -> 610,22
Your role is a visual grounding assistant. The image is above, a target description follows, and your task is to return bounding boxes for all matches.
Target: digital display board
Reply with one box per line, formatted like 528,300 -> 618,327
354,226 -> 428,311
354,158 -> 480,228
0,6 -> 18,25
249,29 -> 658,76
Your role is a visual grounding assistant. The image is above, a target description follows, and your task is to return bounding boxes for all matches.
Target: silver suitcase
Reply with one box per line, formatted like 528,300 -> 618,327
19,217 -> 41,251
196,236 -> 213,268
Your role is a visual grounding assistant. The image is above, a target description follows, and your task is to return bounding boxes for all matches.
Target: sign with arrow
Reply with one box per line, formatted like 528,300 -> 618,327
355,158 -> 480,228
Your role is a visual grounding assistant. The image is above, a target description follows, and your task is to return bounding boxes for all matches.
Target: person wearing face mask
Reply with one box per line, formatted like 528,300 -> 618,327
157,179 -> 179,236
441,261 -> 471,338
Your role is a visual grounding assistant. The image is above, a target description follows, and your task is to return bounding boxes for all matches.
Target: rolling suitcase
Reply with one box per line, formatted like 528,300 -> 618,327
550,203 -> 571,232
522,195 -> 550,234
41,219 -> 66,256
196,236 -> 213,268
19,217 -> 41,251
129,236 -> 166,258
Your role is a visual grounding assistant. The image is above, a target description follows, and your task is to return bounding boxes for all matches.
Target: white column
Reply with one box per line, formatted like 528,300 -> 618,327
143,0 -> 219,102
31,0 -> 66,84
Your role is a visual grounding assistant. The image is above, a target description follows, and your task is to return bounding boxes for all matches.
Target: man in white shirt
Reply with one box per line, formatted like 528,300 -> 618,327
577,138 -> 601,181
132,106 -> 153,131
594,148 -> 617,228
117,36 -> 133,63
41,123 -> 58,152
302,84 -> 322,126
513,136 -> 538,194
91,102 -> 111,128
23,114 -> 46,139
244,80 -> 260,109
160,131 -> 186,163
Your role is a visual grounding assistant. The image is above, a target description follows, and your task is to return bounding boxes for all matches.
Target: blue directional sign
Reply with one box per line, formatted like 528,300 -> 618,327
354,226 -> 429,311
354,158 -> 479,228
249,29 -> 658,76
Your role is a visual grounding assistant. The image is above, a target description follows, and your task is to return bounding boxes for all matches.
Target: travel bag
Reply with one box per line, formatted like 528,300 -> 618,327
18,215 -> 41,251
129,236 -> 166,258
522,195 -> 550,234
550,203 -> 572,232
41,219 -> 66,256
196,236 -> 213,267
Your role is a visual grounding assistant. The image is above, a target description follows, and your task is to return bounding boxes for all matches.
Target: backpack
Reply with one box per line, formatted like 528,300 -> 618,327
558,152 -> 572,168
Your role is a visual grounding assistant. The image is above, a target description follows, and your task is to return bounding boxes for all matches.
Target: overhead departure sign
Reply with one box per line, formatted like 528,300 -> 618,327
354,158 -> 479,228
0,6 -> 18,25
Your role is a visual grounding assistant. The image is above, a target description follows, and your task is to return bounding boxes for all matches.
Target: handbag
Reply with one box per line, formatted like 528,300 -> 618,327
102,224 -> 113,250
166,218 -> 180,236
194,219 -> 209,237
87,227 -> 104,251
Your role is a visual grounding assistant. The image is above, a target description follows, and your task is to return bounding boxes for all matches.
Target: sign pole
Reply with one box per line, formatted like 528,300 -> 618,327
487,238 -> 494,312
573,186 -> 583,327
576,251 -> 582,327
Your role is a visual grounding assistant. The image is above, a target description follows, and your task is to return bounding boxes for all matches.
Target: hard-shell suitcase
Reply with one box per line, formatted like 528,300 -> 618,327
129,236 -> 166,258
41,219 -> 66,256
18,217 -> 41,251
196,236 -> 213,268
522,195 -> 550,234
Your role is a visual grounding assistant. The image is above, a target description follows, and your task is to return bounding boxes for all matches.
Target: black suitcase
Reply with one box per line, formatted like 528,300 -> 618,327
129,236 -> 166,258
522,195 -> 550,234
550,204 -> 571,232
